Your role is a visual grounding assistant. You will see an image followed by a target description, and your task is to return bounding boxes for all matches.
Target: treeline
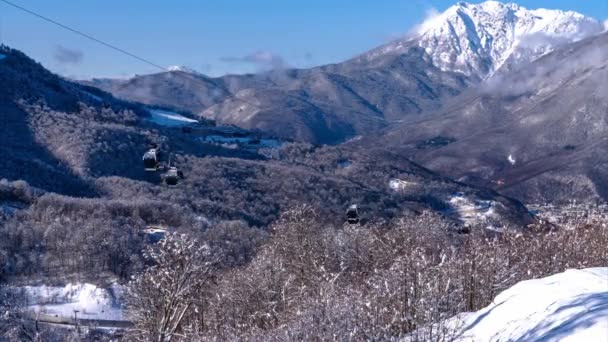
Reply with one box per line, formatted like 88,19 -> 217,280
123,206 -> 607,341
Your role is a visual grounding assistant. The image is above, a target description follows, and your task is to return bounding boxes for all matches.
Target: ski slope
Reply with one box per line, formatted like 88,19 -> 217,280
453,268 -> 608,341
20,283 -> 126,321
148,109 -> 198,127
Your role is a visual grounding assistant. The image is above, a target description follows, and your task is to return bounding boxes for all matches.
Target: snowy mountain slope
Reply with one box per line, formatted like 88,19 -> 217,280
365,1 -> 603,79
452,268 -> 608,342
375,31 -> 608,203
88,2 -> 604,144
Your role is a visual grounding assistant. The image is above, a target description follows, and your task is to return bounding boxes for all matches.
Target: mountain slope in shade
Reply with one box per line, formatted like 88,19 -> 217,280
376,32 -> 608,203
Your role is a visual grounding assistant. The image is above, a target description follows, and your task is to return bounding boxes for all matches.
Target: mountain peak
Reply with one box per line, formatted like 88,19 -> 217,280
167,65 -> 200,74
414,1 -> 603,78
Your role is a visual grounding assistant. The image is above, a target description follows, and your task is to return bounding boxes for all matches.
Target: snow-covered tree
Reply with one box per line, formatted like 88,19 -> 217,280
126,233 -> 216,342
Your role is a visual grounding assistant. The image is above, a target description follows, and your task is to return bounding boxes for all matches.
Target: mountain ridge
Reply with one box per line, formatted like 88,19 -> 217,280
86,1 -> 604,144
371,31 -> 608,203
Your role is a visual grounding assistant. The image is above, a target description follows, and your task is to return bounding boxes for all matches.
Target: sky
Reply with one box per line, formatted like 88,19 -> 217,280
0,0 -> 606,79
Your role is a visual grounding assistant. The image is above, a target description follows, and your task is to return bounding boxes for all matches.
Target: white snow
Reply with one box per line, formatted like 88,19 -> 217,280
389,178 -> 414,192
508,154 -> 516,165
143,227 -> 167,235
452,268 -> 608,341
148,109 -> 198,127
26,283 -> 124,320
418,1 -> 603,78
445,194 -> 497,226
167,65 -> 200,74
369,1 -> 603,79
19,283 -> 126,321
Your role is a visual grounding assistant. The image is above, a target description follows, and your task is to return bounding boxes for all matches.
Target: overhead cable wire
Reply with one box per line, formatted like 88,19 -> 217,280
0,0 -> 167,71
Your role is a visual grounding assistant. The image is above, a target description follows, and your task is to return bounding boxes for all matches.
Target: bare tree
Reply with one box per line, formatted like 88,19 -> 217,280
126,233 -> 216,342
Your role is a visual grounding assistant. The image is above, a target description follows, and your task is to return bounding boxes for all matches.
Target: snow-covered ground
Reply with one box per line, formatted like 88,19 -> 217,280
452,268 -> 608,341
389,178 -> 415,192
444,194 -> 497,226
148,109 -> 198,127
19,283 -> 126,321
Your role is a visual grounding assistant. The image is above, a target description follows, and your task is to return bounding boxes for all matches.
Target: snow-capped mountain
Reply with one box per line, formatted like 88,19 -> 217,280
91,1 -> 606,145
369,1 -> 604,79
167,65 -> 201,74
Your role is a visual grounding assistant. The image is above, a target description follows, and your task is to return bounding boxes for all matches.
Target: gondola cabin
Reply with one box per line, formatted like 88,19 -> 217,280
165,167 -> 180,186
143,148 -> 159,171
346,204 -> 360,224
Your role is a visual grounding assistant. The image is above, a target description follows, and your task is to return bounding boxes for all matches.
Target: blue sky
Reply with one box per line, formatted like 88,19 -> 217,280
0,0 -> 606,78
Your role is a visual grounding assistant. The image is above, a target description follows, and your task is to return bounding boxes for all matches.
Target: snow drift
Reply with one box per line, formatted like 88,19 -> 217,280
453,268 -> 608,341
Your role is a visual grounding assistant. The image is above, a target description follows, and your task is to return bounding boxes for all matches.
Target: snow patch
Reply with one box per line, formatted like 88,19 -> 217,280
453,268 -> 608,341
167,65 -> 199,74
19,283 -> 126,321
445,194 -> 497,226
389,178 -> 414,192
508,154 -> 516,165
148,109 -> 198,127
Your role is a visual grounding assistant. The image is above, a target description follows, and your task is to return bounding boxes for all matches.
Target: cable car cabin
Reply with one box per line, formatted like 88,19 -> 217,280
346,204 -> 360,224
165,167 -> 180,186
143,149 -> 159,171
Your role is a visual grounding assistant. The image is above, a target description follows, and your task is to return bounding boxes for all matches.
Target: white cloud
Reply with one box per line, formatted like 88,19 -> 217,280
411,7 -> 442,36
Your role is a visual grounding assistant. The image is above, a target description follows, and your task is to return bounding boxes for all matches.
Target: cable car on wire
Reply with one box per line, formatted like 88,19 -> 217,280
143,146 -> 160,171
346,204 -> 360,224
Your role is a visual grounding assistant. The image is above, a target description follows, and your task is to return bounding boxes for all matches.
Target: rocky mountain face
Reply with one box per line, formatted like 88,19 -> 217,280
411,1 -> 603,79
88,1 -> 602,145
374,31 -> 608,203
